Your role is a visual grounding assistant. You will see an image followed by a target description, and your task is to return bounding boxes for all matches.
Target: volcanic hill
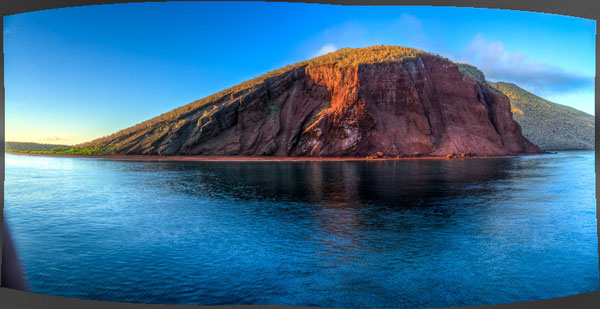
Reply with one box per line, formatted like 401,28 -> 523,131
489,82 -> 594,150
81,45 -> 543,157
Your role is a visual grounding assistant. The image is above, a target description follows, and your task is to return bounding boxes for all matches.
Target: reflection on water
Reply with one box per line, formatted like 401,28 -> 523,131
3,151 -> 598,307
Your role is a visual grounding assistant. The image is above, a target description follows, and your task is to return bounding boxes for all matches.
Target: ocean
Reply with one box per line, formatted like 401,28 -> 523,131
3,151 -> 598,307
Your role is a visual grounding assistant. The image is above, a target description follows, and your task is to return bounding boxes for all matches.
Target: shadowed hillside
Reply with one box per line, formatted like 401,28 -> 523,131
489,82 -> 594,150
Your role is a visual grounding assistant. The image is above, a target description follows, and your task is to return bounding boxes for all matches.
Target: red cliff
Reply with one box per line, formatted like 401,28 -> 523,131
83,46 -> 543,157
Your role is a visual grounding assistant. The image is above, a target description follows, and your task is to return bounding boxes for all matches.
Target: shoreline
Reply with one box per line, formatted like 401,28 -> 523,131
5,151 -> 544,162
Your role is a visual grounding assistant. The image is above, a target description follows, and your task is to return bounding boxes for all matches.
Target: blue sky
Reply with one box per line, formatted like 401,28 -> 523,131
4,1 -> 596,144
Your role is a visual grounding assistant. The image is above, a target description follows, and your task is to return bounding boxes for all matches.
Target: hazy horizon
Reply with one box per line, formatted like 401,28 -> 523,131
4,2 -> 596,144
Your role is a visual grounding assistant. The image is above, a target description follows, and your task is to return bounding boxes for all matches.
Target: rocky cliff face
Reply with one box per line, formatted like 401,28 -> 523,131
84,47 -> 543,157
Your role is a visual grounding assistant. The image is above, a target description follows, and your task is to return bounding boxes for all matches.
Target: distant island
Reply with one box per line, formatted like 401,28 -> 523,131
6,45 -> 594,158
5,141 -> 73,153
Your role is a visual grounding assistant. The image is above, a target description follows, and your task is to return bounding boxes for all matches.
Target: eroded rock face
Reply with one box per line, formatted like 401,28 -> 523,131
95,54 -> 543,157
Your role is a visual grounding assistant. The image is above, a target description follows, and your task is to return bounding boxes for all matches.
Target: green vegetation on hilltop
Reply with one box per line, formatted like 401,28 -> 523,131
45,145 -> 116,155
306,45 -> 431,67
489,82 -> 594,150
81,45 -> 442,148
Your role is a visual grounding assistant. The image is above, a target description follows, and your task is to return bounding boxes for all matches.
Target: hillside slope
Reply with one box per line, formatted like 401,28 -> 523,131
489,82 -> 594,150
81,45 -> 542,157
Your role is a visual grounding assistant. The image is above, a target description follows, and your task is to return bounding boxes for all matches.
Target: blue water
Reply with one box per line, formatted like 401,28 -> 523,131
3,151 -> 598,307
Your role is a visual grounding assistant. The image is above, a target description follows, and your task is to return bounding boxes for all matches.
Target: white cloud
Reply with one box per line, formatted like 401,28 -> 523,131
315,43 -> 339,57
458,34 -> 593,94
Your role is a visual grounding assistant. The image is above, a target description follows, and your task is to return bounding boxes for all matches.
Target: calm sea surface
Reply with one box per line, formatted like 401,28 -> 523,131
3,151 -> 598,307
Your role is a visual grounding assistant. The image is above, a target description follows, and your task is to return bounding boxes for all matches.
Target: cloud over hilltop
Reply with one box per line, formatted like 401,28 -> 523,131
458,35 -> 593,94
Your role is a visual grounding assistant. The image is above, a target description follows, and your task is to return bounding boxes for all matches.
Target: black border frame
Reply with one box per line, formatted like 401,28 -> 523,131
1,1 -> 598,308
